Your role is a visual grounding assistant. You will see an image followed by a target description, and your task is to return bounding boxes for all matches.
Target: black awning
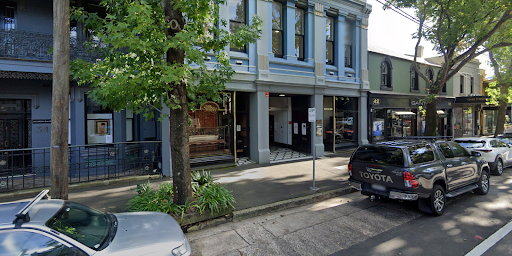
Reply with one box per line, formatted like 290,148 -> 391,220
455,96 -> 490,104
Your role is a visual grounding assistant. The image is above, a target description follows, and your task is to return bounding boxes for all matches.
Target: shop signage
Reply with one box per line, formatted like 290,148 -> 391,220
265,92 -> 269,97
372,99 -> 380,105
200,101 -> 219,116
410,99 -> 426,107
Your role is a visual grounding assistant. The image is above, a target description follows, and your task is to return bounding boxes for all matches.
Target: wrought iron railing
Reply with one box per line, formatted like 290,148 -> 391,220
0,29 -> 105,62
0,141 -> 161,192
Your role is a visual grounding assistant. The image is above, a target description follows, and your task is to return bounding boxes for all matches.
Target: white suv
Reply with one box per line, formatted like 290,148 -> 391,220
455,137 -> 512,176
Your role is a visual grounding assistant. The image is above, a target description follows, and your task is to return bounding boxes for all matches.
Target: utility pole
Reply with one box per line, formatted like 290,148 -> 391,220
50,0 -> 70,199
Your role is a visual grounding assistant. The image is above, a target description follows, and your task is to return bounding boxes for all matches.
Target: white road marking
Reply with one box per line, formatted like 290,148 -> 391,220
465,219 -> 512,256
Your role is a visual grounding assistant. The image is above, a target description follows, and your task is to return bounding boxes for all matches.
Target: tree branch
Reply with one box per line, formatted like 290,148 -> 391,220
489,50 -> 502,81
446,42 -> 512,79
453,10 -> 512,65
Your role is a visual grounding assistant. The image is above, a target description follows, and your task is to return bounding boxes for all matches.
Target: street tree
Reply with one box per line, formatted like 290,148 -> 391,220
70,0 -> 261,205
486,45 -> 512,135
388,0 -> 512,136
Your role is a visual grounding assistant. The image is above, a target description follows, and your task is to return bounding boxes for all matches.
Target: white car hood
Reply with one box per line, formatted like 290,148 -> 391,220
95,212 -> 186,256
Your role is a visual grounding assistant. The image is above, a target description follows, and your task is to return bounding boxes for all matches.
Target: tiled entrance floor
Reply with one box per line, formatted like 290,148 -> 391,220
236,146 -> 312,166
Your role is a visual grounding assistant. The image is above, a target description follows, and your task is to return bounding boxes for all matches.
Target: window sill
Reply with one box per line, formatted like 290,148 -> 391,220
410,89 -> 420,93
230,51 -> 249,60
380,86 -> 393,91
326,64 -> 337,71
269,56 -> 314,68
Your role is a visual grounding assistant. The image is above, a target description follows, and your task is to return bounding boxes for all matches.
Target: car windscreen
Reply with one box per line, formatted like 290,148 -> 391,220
352,146 -> 404,166
46,202 -> 111,250
455,140 -> 486,148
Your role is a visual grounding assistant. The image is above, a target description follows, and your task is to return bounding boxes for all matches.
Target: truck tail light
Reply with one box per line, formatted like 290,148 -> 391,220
348,164 -> 352,176
404,172 -> 419,188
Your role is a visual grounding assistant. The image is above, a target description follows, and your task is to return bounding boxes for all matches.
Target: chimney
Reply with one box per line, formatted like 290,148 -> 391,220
416,45 -> 424,58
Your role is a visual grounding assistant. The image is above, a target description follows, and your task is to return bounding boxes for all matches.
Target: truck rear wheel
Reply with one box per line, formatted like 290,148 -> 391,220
429,185 -> 445,216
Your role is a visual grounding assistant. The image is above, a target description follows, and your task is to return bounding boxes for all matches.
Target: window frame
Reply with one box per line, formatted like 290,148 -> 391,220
460,75 -> 465,94
470,77 -> 474,94
271,1 -> 284,58
344,20 -> 353,68
325,15 -> 335,66
294,5 -> 305,61
439,71 -> 447,94
410,65 -> 419,92
380,57 -> 393,90
0,1 -> 16,30
229,0 -> 247,53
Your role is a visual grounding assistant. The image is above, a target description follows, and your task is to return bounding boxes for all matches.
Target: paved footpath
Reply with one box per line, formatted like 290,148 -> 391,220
187,191 -> 422,256
0,151 -> 354,214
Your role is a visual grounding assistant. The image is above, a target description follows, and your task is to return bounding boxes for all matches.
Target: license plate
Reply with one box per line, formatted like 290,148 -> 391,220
371,184 -> 386,192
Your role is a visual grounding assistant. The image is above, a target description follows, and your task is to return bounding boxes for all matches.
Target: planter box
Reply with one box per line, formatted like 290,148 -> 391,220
173,207 -> 233,226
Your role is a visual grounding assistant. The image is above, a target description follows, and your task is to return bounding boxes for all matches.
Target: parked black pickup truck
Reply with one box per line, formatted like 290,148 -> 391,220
348,140 -> 490,216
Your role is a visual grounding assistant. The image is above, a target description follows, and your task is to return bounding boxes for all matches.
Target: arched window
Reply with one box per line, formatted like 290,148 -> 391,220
439,70 -> 447,94
427,67 -> 434,83
410,65 -> 419,92
381,57 -> 392,90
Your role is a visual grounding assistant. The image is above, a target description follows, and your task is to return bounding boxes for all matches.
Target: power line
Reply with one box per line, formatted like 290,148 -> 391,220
375,0 -> 420,25
383,0 -> 420,24
374,0 -> 431,30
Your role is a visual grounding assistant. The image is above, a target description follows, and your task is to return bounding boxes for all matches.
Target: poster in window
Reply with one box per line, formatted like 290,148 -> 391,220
95,120 -> 110,135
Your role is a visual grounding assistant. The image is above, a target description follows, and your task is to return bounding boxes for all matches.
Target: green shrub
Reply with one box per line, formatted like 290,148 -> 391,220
129,175 -> 236,218
128,181 -> 179,214
192,170 -> 214,186
196,183 -> 236,215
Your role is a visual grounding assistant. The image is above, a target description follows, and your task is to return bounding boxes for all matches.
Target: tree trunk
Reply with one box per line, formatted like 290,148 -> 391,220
424,99 -> 438,136
165,1 -> 192,205
495,98 -> 508,136
50,0 -> 70,199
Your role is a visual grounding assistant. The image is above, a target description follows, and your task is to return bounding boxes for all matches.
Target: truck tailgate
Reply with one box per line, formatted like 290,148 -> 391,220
351,161 -> 406,191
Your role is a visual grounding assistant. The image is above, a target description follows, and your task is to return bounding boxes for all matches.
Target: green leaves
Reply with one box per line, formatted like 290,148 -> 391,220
129,171 -> 235,217
70,0 -> 261,118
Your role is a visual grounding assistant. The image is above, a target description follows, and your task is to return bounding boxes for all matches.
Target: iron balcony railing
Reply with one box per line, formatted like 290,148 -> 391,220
0,29 -> 106,62
0,141 -> 161,192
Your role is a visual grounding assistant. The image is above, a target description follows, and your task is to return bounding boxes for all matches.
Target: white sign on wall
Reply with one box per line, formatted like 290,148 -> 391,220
302,123 -> 307,135
294,123 -> 298,134
308,108 -> 316,122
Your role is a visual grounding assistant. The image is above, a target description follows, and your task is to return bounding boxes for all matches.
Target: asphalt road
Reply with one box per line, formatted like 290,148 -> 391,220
189,167 -> 512,256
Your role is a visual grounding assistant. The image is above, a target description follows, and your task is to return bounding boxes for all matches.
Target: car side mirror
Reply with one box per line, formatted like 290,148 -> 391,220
471,151 -> 482,157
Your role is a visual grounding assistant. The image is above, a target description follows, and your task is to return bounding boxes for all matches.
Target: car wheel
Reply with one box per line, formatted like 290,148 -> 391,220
473,171 -> 490,195
493,159 -> 503,176
430,185 -> 446,216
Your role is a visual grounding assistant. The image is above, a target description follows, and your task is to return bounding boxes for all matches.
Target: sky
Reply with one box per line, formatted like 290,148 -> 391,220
366,0 -> 494,78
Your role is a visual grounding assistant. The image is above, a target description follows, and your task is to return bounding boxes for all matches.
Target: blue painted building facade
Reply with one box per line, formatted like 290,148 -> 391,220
0,0 -> 371,178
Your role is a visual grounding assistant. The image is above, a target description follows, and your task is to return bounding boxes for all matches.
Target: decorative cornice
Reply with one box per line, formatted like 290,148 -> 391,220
0,71 -> 52,80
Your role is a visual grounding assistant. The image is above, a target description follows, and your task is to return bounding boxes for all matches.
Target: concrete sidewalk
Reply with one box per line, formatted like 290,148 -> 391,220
0,150 -> 354,221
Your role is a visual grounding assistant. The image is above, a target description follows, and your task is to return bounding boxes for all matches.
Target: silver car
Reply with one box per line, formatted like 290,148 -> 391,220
455,137 -> 512,176
0,190 -> 191,256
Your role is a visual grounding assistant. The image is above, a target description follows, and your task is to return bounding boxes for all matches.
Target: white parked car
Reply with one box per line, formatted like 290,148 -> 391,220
0,190 -> 191,256
454,137 -> 512,176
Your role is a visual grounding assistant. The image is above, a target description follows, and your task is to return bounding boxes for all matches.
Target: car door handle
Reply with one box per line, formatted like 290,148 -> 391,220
446,164 -> 453,167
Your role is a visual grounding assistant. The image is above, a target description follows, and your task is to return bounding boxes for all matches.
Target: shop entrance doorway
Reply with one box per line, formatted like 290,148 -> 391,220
268,94 -> 311,154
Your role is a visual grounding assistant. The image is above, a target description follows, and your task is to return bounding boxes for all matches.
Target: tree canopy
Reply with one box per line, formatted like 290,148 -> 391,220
387,0 -> 512,135
71,0 -> 261,118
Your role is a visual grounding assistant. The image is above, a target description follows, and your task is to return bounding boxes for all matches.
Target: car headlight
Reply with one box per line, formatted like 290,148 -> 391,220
172,237 -> 188,256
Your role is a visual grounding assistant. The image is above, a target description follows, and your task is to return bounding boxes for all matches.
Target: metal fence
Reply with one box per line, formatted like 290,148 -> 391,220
0,141 -> 161,192
0,29 -> 105,62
